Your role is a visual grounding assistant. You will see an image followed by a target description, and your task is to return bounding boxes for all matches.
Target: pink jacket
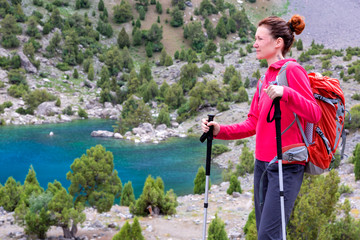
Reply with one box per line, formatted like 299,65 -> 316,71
215,59 -> 321,162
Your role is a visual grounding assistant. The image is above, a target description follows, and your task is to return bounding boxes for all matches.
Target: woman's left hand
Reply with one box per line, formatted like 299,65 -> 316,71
264,85 -> 284,100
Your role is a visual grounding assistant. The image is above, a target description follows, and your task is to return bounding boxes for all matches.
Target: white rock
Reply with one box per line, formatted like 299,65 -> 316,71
114,133 -> 123,139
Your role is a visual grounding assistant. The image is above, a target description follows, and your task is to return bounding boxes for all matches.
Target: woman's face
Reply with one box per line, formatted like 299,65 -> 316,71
253,25 -> 278,60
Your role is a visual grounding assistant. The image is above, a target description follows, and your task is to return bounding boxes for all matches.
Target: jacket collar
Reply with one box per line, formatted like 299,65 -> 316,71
269,58 -> 296,70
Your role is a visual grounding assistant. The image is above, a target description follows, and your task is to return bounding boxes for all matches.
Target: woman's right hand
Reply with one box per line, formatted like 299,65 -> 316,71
201,118 -> 220,136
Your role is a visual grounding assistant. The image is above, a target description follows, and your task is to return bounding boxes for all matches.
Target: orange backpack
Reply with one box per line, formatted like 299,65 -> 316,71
275,62 -> 346,174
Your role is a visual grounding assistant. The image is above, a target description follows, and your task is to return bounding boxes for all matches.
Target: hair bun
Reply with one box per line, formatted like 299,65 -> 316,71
288,14 -> 305,35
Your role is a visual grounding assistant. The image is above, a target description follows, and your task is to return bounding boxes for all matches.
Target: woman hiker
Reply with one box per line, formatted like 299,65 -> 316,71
201,15 -> 321,239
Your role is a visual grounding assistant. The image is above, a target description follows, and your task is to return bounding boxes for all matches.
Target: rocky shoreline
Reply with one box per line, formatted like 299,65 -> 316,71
91,122 -> 187,144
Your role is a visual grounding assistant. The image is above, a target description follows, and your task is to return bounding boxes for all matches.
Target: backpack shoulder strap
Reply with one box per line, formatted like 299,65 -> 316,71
277,61 -> 292,87
258,74 -> 265,101
277,61 -> 311,146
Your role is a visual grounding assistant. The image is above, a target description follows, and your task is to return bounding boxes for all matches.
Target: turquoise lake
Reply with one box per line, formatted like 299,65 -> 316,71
0,119 -> 222,198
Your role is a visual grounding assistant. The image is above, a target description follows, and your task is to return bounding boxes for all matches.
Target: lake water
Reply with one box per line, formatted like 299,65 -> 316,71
0,119 -> 223,198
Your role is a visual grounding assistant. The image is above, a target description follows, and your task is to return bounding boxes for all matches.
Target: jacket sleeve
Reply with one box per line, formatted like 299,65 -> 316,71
215,82 -> 260,140
281,63 -> 321,123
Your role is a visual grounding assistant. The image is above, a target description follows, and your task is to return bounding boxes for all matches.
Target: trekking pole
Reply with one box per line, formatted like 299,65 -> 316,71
200,114 -> 215,240
273,98 -> 287,240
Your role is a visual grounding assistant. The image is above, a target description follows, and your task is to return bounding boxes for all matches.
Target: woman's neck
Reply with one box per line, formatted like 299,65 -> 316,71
267,54 -> 285,66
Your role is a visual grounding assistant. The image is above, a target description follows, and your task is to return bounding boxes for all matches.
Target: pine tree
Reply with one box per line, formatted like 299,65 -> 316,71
131,217 -> 145,240
73,69 -> 79,79
174,50 -> 179,59
121,181 -> 136,206
146,42 -> 153,57
142,79 -> 159,102
97,65 -> 110,88
297,39 -> 303,51
98,0 -> 104,11
156,1 -> 162,14
113,221 -> 132,240
208,213 -> 229,240
216,17 -> 227,39
88,64 -> 94,80
47,181 -> 86,238
135,18 -> 141,28
66,145 -> 122,213
236,144 -> 254,175
55,98 -> 61,107
118,27 -> 130,49
113,0 -> 133,23
170,6 -> 183,27
354,143 -> 360,180
229,75 -> 242,92
0,14 -> 21,48
193,166 -> 210,194
156,104 -> 170,126
130,175 -> 177,216
0,177 -> 21,211
226,174 -> 242,195
164,55 -> 173,66
159,48 -> 167,66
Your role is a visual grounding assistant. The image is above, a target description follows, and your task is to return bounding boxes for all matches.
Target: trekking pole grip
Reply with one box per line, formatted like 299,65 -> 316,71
200,114 -> 215,143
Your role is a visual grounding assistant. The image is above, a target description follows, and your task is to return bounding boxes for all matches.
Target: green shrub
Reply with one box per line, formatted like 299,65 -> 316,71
216,101 -> 229,112
354,143 -> 360,181
0,177 -> 22,212
227,174 -> 242,195
208,213 -> 228,240
120,181 -> 135,207
3,101 -> 13,108
234,87 -> 248,103
298,52 -> 311,62
285,170 -> 360,239
244,208 -> 257,239
236,145 -> 254,176
8,69 -> 27,85
115,96 -> 152,134
322,70 -> 333,76
56,62 -> 71,71
330,150 -> 341,169
78,107 -> 88,119
130,175 -> 177,216
156,104 -> 170,127
7,84 -> 29,98
296,39 -> 303,51
67,145 -> 122,213
16,107 -> 34,115
200,64 -> 214,74
62,106 -> 74,115
252,69 -> 260,79
259,59 -> 267,68
55,98 -> 61,107
345,104 -> 360,130
322,60 -> 331,69
338,183 -> 353,195
24,89 -> 56,109
193,166 -> 210,194
113,217 -> 144,240
296,172 -> 340,229
212,144 -> 231,157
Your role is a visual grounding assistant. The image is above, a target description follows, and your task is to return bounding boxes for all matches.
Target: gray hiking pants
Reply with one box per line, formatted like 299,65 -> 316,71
254,159 -> 305,240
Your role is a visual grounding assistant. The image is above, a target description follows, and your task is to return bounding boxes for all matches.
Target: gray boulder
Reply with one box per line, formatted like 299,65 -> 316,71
140,122 -> 154,133
36,102 -> 58,116
18,52 -> 37,73
91,130 -> 114,138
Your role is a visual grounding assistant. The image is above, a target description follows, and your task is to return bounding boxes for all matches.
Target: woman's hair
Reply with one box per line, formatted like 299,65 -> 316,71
258,15 -> 305,56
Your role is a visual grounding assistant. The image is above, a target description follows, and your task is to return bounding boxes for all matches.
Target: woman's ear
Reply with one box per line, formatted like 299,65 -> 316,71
276,37 -> 284,49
